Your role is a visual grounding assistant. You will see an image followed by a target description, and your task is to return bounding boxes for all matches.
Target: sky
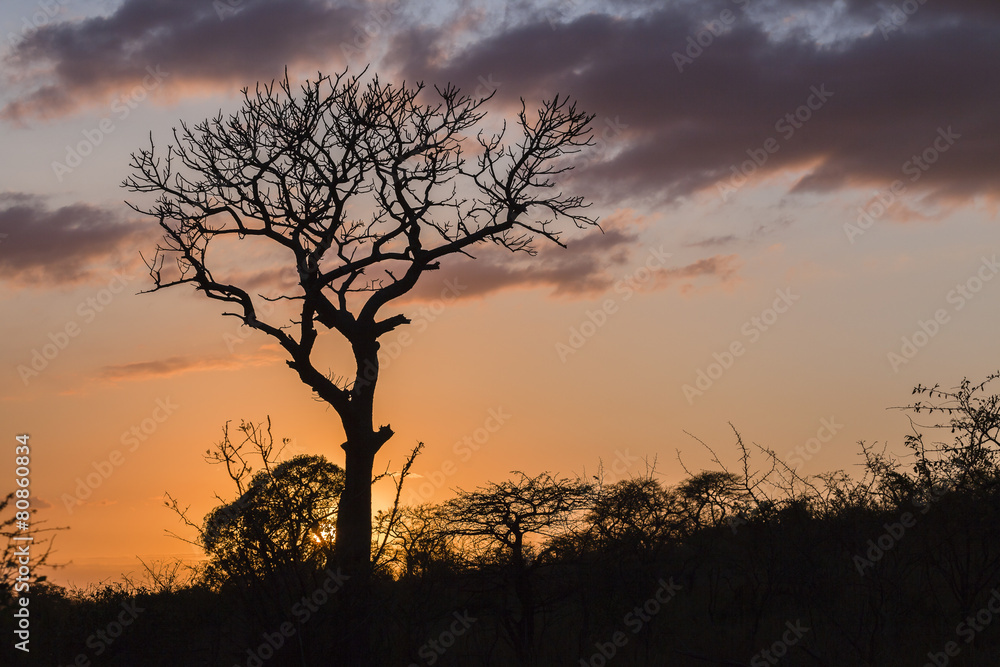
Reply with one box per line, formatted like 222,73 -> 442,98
0,0 -> 997,588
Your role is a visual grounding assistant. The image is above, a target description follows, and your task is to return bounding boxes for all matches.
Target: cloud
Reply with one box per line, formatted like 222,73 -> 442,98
0,193 -> 151,286
685,216 -> 793,249
402,208 -> 641,301
653,254 -> 742,296
30,496 -> 52,510
81,498 -> 118,509
98,349 -> 282,383
400,209 -> 740,301
6,0 -> 996,211
2,0 -> 368,121
389,0 -> 1000,209
686,235 -> 739,249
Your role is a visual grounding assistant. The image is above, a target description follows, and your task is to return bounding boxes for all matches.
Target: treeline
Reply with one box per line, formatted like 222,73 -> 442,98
3,375 -> 1000,666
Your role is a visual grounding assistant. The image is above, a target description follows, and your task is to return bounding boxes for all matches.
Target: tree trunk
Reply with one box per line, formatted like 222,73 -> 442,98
337,439 -> 376,578
329,335 -> 393,664
334,434 -> 378,665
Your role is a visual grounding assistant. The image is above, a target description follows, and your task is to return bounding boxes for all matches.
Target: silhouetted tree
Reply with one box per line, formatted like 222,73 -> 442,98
373,502 -> 454,580
0,491 -> 66,599
443,471 -> 591,665
166,418 -> 343,589
200,455 -> 343,585
893,373 -> 1000,661
586,476 -> 683,563
899,371 -> 1000,493
163,418 -> 347,663
676,471 -> 744,533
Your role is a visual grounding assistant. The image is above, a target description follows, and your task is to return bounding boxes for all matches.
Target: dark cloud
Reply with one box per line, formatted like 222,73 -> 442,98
0,193 -> 150,286
403,216 -> 638,301
403,210 -> 739,301
686,235 -> 738,249
2,0 -> 367,121
390,0 -> 1000,207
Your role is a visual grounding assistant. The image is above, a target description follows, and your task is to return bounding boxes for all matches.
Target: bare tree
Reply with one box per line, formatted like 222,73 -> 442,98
124,67 -> 595,660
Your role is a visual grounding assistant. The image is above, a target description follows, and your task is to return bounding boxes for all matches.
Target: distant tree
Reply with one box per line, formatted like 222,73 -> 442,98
442,471 -> 591,665
676,471 -> 745,533
587,476 -> 683,560
889,373 -> 1000,633
201,455 -> 343,584
166,419 -> 343,588
898,371 -> 1000,493
163,418 -> 345,657
444,471 -> 592,568
0,491 -> 66,601
373,502 -> 454,580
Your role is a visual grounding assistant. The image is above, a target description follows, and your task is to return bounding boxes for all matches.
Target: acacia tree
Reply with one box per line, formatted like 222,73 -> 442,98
123,69 -> 595,585
442,471 -> 592,664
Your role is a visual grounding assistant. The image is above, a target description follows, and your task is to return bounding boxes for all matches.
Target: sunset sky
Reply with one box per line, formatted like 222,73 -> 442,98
1,0 -> 997,588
